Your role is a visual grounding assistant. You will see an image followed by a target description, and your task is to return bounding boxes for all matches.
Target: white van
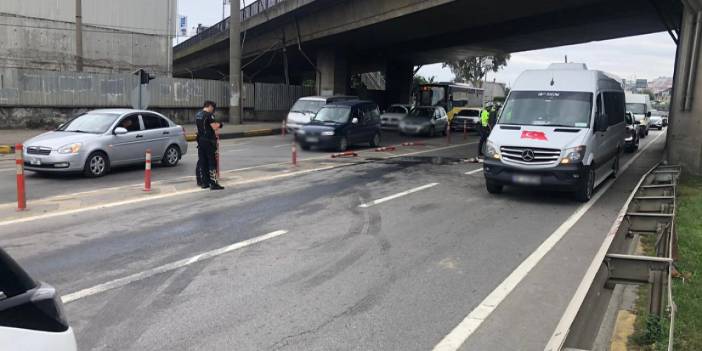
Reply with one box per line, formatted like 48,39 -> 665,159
483,63 -> 626,202
625,93 -> 652,138
286,96 -> 357,132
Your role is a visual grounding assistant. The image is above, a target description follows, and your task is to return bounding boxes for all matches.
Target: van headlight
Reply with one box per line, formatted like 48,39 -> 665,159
485,140 -> 501,159
58,143 -> 82,154
321,131 -> 335,136
561,145 -> 586,164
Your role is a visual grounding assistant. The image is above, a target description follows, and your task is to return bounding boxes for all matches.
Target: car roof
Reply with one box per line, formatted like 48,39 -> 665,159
323,100 -> 375,107
298,95 -> 358,102
89,108 -> 159,115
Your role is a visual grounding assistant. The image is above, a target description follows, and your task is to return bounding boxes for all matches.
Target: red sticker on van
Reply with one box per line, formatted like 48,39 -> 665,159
521,131 -> 548,141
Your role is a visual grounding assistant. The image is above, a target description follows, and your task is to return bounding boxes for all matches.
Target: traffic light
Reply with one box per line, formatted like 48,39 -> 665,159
134,69 -> 155,85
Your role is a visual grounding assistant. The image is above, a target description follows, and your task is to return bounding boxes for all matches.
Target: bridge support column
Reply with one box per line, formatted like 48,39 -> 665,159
669,2 -> 702,174
385,60 -> 413,105
316,49 -> 349,96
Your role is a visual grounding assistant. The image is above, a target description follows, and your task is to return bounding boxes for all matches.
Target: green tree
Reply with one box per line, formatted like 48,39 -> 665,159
442,54 -> 511,88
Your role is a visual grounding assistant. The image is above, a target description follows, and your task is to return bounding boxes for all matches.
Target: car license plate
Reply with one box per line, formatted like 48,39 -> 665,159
29,158 -> 42,166
305,137 -> 319,143
513,174 -> 541,185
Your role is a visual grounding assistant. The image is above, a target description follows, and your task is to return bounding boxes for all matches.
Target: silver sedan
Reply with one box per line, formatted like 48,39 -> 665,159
22,109 -> 188,177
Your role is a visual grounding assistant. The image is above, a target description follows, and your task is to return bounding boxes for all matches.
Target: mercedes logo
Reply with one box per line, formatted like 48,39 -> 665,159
521,149 -> 535,162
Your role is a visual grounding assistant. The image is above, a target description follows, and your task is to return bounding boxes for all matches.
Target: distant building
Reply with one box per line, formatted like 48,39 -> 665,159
0,0 -> 177,75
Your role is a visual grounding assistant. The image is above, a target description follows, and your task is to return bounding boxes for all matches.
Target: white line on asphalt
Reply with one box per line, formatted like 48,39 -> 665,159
273,144 -> 292,148
464,168 -> 482,175
358,183 -> 439,208
62,230 -> 288,304
432,131 -> 666,351
0,168 -> 15,173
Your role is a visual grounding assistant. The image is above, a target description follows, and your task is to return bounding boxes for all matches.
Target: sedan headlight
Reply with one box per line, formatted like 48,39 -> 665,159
561,145 -> 586,164
296,129 -> 306,136
58,143 -> 82,154
321,131 -> 335,136
485,140 -> 501,159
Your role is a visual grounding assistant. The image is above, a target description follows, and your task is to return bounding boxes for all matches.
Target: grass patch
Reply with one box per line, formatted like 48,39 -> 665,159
631,237 -> 669,351
671,175 -> 702,350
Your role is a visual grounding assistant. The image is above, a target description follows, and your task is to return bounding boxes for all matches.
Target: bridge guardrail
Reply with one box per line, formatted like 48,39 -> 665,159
175,0 -> 288,53
545,163 -> 680,351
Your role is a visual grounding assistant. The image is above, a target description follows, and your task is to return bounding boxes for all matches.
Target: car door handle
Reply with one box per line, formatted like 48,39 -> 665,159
136,134 -> 144,138
162,131 -> 170,135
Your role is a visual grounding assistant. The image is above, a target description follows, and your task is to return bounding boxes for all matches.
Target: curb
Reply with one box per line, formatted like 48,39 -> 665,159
0,145 -> 15,155
186,128 -> 282,142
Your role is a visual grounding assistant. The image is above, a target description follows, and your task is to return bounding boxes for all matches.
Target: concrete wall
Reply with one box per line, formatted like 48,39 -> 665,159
0,0 -> 175,75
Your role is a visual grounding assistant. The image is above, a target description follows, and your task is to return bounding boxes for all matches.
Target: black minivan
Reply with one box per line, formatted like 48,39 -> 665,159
296,100 -> 382,151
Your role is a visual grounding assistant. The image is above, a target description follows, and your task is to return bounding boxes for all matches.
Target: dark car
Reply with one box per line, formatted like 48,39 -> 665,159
624,111 -> 640,153
296,100 -> 382,152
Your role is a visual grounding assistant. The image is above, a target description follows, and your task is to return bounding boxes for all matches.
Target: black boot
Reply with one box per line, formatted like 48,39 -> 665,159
208,170 -> 224,190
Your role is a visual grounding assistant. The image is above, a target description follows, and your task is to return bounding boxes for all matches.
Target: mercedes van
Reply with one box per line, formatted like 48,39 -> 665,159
482,63 -> 626,202
625,93 -> 652,138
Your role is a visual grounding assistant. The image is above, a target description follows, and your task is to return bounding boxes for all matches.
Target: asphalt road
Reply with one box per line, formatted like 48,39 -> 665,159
0,131 -> 471,202
0,129 -> 667,350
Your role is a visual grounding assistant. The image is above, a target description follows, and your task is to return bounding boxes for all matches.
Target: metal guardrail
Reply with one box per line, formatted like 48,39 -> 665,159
545,163 -> 681,351
175,0 -> 289,53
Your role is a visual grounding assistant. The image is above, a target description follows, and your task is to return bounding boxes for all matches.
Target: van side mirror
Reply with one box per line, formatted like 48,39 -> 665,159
634,120 -> 641,125
351,118 -> 359,124
114,127 -> 128,135
595,114 -> 608,132
646,112 -> 652,118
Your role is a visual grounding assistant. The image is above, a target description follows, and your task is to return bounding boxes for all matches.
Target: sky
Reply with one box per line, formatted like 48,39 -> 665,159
177,0 -> 678,85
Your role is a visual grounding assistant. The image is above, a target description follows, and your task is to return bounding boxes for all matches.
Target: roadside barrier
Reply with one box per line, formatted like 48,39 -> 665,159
144,149 -> 152,192
282,120 -> 287,137
292,142 -> 297,166
15,144 -> 26,211
446,123 -> 451,144
374,146 -> 396,152
401,142 -> 425,147
463,120 -> 468,140
331,151 -> 358,158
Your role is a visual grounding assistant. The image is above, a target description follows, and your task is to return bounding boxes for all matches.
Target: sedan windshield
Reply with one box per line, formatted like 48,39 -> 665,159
313,107 -> 350,123
57,113 -> 121,133
626,103 -> 646,114
291,100 -> 325,114
409,108 -> 434,119
498,91 -> 593,128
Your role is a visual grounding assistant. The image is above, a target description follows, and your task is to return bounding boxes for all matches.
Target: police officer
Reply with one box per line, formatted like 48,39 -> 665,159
477,104 -> 491,159
196,101 -> 224,190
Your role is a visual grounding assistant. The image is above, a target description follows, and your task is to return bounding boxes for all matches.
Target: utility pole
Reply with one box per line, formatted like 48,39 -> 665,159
75,0 -> 84,72
230,0 -> 242,124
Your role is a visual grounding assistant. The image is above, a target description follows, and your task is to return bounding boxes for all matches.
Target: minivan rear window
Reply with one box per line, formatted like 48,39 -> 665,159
498,91 -> 593,128
457,110 -> 480,117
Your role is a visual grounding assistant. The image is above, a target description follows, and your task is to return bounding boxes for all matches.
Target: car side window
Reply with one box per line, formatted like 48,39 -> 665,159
117,115 -> 141,132
142,114 -> 164,130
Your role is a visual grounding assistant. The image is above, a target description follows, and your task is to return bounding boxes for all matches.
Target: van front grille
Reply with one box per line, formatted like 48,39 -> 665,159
500,146 -> 561,164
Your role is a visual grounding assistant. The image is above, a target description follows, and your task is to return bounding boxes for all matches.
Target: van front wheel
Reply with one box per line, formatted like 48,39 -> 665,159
574,168 -> 595,202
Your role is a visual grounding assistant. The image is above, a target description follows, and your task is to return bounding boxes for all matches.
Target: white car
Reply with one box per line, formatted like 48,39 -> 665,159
380,104 -> 410,130
0,249 -> 77,351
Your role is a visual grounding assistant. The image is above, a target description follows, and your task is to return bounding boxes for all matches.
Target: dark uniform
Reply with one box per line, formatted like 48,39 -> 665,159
195,110 -> 219,188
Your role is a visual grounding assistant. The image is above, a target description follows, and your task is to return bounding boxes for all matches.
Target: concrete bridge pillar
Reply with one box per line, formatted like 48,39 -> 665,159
385,60 -> 414,105
669,1 -> 702,174
316,49 -> 349,96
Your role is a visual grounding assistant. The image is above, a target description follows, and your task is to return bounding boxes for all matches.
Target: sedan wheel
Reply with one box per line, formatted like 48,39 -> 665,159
162,145 -> 181,167
84,152 -> 108,177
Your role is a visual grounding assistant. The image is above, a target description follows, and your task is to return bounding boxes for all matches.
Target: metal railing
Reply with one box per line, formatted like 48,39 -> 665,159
175,0 -> 289,52
545,163 -> 680,351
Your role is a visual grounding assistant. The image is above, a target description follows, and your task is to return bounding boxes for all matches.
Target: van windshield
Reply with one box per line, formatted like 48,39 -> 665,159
498,91 -> 593,128
291,100 -> 325,114
626,103 -> 646,114
313,107 -> 350,123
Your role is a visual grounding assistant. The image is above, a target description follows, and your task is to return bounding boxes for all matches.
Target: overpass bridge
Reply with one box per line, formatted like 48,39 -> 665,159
174,0 -> 702,176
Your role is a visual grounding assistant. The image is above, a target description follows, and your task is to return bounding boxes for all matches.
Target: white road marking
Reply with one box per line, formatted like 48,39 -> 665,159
0,168 -> 15,173
432,131 -> 666,351
273,144 -> 292,148
465,168 -> 483,175
358,183 -> 439,208
62,230 -> 288,304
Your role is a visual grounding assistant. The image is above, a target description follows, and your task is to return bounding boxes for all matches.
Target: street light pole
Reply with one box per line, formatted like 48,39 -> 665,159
75,0 -> 84,72
230,0 -> 242,124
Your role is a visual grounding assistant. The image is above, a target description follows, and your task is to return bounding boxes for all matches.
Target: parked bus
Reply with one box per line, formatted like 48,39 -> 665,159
415,83 -> 484,121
